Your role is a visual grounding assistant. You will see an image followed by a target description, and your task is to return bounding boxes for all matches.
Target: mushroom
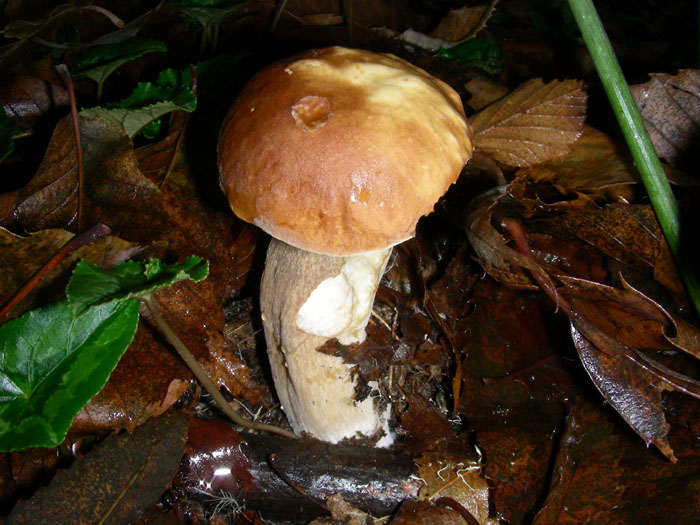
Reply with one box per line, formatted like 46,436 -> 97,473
218,47 -> 473,444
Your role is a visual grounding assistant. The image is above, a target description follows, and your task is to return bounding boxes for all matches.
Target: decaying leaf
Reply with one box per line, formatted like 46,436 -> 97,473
630,69 -> 700,168
0,75 -> 68,131
535,397 -> 700,523
5,408 -> 190,524
459,179 -> 700,460
414,441 -> 494,525
470,78 -> 587,168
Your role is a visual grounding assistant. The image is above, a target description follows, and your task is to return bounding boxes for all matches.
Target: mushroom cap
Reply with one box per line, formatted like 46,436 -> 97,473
218,46 -> 473,256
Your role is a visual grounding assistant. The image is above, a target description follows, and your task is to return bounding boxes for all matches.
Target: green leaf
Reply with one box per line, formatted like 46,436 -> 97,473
79,67 -> 197,138
0,107 -> 20,162
67,256 -> 209,317
72,38 -> 167,98
0,299 -> 140,451
173,0 -> 247,27
437,35 -> 504,75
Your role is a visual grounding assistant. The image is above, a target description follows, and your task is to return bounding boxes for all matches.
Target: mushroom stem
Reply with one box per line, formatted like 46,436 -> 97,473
260,238 -> 393,444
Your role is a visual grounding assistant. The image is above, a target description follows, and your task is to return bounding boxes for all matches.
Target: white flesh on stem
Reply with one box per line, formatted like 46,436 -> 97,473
260,238 -> 393,444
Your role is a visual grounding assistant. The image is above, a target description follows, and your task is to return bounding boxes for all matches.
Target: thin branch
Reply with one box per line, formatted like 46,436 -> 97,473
142,295 -> 298,440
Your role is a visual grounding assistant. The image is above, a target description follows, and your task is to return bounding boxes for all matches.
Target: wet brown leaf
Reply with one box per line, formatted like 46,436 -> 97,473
470,79 -> 587,168
553,203 -> 686,304
5,115 -> 169,237
570,320 -> 675,460
6,408 -> 190,524
0,227 -> 141,318
444,276 -> 568,523
396,391 -> 454,454
70,324 -> 193,436
459,180 -> 700,460
0,73 -> 68,130
630,69 -> 700,168
414,439 -> 493,525
2,113 -> 264,408
391,500 -> 463,525
534,396 -> 700,523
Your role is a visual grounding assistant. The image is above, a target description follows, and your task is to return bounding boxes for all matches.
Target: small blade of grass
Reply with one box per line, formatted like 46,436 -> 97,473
567,0 -> 700,318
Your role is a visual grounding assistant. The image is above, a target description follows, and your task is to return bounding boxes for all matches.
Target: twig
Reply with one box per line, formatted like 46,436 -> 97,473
567,0 -> 700,318
142,295 -> 298,440
0,224 -> 111,321
55,64 -> 84,233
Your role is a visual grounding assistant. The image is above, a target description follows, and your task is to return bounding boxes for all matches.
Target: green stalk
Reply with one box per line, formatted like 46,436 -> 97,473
567,0 -> 700,317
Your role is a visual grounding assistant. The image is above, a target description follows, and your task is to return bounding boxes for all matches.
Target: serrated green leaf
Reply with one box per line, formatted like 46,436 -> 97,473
110,68 -> 195,110
67,256 -> 209,317
0,299 -> 140,451
0,107 -> 20,162
438,35 -> 503,75
72,38 -> 167,97
79,66 -> 197,138
79,94 -> 196,138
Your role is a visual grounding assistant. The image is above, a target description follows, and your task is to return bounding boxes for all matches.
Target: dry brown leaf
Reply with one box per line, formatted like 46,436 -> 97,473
464,77 -> 509,112
470,78 -> 587,168
630,69 -> 700,168
517,125 -> 638,192
430,5 -> 490,42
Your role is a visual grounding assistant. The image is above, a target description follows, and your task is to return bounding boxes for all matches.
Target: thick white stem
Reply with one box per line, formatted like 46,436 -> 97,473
260,238 -> 392,444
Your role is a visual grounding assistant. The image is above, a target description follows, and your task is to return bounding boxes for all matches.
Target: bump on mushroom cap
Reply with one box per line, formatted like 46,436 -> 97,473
218,46 -> 473,256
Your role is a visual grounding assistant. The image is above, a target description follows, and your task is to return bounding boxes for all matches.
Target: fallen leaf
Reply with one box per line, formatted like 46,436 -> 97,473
414,439 -> 494,525
6,115 -> 169,237
430,5 -> 491,42
0,74 -> 68,130
391,499 -> 464,524
516,125 -> 639,193
396,391 -> 454,454
532,401 -> 628,524
571,320 -> 675,460
6,408 -> 190,524
630,70 -> 700,168
0,227 -> 141,318
69,326 -> 193,435
534,395 -> 700,522
464,77 -> 509,112
470,78 -> 587,168
459,180 -> 700,460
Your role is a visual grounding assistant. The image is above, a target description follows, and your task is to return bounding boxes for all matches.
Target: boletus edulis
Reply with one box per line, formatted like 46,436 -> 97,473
218,46 -> 473,445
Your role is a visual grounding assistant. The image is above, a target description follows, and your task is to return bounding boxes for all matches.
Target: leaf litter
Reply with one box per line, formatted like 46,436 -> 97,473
2,0 -> 700,523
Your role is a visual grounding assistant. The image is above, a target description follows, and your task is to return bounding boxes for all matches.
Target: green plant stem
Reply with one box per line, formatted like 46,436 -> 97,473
142,295 -> 298,440
567,0 -> 700,318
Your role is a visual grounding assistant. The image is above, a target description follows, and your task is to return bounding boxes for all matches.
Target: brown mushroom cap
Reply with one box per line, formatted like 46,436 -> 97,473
218,46 -> 473,256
